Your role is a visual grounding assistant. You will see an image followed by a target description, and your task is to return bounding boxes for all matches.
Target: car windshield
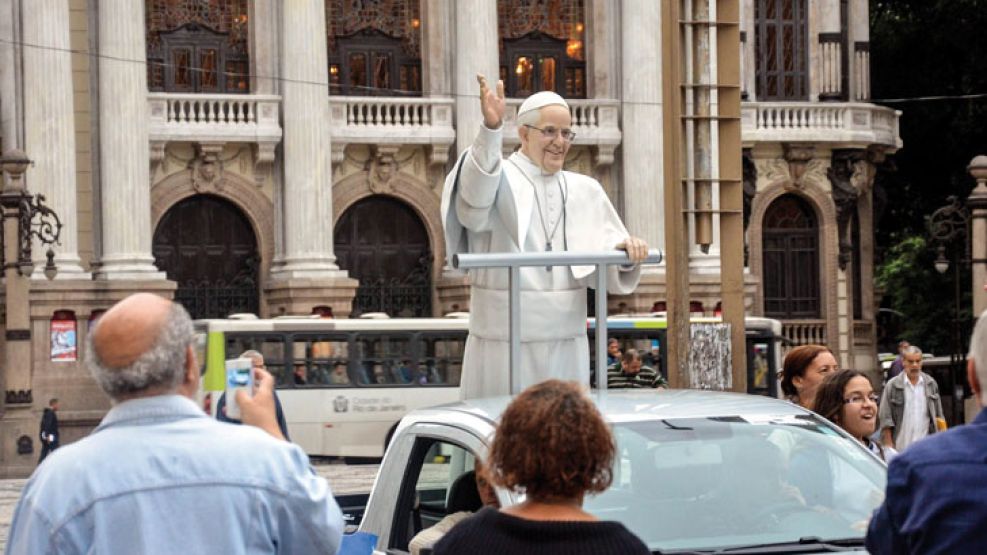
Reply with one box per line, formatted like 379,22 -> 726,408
584,414 -> 886,552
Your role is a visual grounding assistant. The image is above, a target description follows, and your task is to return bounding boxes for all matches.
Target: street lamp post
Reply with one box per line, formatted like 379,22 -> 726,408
928,195 -> 970,426
0,149 -> 62,415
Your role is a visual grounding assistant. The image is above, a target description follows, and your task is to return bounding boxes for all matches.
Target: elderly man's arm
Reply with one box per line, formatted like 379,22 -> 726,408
866,457 -> 910,554
238,368 -> 286,441
276,446 -> 346,554
4,502 -> 57,555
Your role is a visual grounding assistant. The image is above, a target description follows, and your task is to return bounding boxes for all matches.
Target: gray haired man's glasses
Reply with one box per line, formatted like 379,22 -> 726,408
524,124 -> 576,142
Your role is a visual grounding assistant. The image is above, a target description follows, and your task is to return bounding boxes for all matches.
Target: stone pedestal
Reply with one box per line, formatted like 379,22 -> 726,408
0,278 -> 174,478
265,278 -> 359,317
436,271 -> 471,315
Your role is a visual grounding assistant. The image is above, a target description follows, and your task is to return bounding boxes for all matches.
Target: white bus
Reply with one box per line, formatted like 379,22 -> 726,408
194,314 -> 784,458
194,315 -> 468,459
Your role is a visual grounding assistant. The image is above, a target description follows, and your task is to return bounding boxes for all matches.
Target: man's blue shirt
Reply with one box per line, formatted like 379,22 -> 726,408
5,395 -> 344,554
867,407 -> 987,554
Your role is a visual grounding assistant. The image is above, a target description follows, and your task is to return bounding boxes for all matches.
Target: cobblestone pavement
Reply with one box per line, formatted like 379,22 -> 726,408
0,462 -> 378,551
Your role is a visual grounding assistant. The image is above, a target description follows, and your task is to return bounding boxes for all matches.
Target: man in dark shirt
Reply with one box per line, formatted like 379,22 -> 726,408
607,349 -> 668,389
886,340 -> 909,382
38,398 -> 59,464
867,311 -> 987,554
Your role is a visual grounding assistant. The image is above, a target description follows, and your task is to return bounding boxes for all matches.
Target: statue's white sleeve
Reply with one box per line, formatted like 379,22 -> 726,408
455,124 -> 504,232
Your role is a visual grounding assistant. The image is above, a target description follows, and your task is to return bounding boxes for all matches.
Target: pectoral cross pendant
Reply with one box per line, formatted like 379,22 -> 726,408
545,242 -> 552,271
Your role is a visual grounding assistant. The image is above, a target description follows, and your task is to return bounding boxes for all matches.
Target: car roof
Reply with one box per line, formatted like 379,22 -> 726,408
419,389 -> 809,427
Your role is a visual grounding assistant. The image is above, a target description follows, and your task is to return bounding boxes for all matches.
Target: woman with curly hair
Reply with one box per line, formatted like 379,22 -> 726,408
813,369 -> 896,463
780,344 -> 839,410
432,380 -> 649,554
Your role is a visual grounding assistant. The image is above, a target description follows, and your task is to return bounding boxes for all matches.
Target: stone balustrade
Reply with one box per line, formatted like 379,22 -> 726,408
781,319 -> 828,352
328,96 -> 456,165
742,101 -> 901,148
148,93 -> 282,144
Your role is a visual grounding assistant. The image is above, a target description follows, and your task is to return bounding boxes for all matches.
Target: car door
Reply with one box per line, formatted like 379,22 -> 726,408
361,421 -> 491,554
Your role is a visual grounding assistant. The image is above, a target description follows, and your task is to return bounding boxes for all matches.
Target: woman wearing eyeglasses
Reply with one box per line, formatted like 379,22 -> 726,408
813,369 -> 897,463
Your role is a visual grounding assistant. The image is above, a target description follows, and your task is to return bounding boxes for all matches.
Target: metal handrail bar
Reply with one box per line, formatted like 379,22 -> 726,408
453,249 -> 663,394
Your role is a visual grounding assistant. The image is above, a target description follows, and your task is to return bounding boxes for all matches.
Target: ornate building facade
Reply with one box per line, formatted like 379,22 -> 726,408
0,0 -> 898,476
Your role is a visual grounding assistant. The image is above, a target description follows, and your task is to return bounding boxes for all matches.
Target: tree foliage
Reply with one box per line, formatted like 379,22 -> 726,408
870,0 -> 987,353
875,235 -> 970,355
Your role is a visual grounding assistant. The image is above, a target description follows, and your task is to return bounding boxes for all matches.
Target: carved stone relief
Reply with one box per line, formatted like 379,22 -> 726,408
828,149 -> 868,270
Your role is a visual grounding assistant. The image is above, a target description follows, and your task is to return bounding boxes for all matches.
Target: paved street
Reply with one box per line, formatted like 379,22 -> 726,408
0,462 -> 378,551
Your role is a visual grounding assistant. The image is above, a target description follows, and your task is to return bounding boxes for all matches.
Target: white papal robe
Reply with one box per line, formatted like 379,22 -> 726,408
441,124 -> 642,399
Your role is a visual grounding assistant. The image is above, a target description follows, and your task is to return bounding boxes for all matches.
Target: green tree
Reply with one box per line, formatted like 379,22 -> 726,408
875,235 -> 970,356
871,0 -> 987,352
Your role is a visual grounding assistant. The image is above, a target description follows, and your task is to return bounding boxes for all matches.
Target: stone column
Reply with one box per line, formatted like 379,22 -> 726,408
849,0 -> 870,101
270,0 -> 342,280
620,0 -> 664,253
94,0 -> 164,280
968,156 -> 987,317
437,0 -> 498,313
21,0 -> 87,278
423,0 -> 453,97
453,0 -> 498,157
266,0 -> 356,314
587,0 -> 619,99
0,0 -> 19,149
249,0 -> 278,95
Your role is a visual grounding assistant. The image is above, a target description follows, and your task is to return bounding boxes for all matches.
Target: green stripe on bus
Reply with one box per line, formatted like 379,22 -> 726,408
632,321 -> 668,329
205,331 -> 226,391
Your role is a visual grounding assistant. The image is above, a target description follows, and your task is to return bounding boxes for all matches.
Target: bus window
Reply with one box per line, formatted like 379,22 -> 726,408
420,335 -> 466,386
226,334 -> 289,387
589,329 -> 668,384
356,334 -> 414,385
292,334 -> 350,387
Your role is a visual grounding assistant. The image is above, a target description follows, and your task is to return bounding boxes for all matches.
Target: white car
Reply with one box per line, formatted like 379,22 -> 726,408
353,389 -> 886,554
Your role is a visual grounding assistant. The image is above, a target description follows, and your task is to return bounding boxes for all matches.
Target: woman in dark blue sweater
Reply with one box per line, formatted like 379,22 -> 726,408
433,380 -> 649,554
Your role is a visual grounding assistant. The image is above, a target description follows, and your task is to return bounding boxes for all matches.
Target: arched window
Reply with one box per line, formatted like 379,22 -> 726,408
498,0 -> 586,98
145,0 -> 250,93
153,195 -> 260,319
325,0 -> 422,96
754,0 -> 808,100
335,196 -> 432,317
762,194 -> 820,318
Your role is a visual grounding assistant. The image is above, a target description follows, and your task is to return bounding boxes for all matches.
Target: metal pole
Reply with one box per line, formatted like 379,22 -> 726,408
453,250 -> 663,395
595,263 -> 608,391
509,265 -> 521,395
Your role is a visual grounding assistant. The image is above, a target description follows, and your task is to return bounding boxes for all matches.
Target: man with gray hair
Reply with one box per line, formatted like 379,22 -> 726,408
867,310 -> 987,553
5,293 -> 343,554
877,344 -> 946,451
441,75 -> 649,398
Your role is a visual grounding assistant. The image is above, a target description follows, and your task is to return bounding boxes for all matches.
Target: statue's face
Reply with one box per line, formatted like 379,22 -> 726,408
520,104 -> 573,174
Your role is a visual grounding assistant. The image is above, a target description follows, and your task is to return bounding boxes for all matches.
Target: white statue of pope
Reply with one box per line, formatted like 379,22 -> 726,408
441,75 -> 649,399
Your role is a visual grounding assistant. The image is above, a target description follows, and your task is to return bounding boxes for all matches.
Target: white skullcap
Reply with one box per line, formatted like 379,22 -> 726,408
516,91 -> 569,117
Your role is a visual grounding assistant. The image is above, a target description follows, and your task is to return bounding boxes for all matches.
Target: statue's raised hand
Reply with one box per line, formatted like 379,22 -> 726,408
477,73 -> 505,129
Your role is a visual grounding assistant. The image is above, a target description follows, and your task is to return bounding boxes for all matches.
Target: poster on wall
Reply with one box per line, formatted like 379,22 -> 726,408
50,320 -> 77,362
